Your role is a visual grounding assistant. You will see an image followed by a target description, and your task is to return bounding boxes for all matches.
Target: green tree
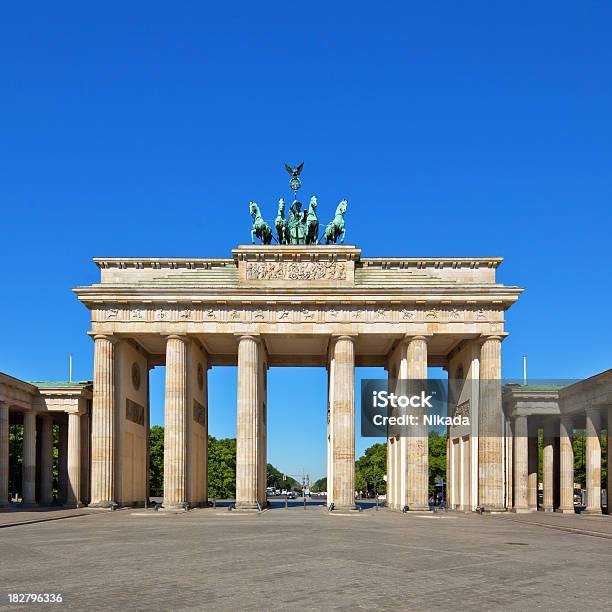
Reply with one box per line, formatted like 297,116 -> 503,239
149,425 -> 164,496
355,442 -> 387,495
311,477 -> 327,492
208,435 -> 237,499
428,432 -> 447,496
8,424 -> 23,498
354,434 -> 448,498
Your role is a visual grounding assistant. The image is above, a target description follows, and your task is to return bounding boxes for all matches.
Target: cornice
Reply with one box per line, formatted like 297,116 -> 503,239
73,285 -> 524,302
92,254 -> 504,270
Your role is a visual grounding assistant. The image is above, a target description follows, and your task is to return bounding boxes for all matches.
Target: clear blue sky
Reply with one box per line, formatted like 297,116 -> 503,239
1,2 -> 610,480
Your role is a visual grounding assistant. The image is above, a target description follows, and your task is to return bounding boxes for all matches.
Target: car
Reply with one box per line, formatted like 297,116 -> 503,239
286,491 -> 297,499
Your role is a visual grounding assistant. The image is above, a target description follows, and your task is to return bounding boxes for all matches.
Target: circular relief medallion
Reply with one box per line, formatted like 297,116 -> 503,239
197,363 -> 204,390
131,362 -> 141,391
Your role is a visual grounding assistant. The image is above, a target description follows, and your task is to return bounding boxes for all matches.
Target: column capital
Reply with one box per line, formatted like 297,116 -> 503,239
234,333 -> 262,344
331,334 -> 357,344
165,333 -> 189,341
402,334 -> 430,344
478,333 -> 508,344
91,333 -> 118,343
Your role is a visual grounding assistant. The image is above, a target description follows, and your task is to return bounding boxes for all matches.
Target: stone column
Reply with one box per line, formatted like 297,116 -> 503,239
527,433 -> 538,510
608,406 -> 612,515
557,416 -> 574,513
445,436 -> 452,508
236,335 -> 263,510
39,415 -> 54,505
66,412 -> 82,507
585,408 -> 602,514
0,402 -> 9,507
386,438 -> 394,509
22,411 -> 37,505
331,335 -> 356,511
80,410 -> 91,505
257,360 -> 267,507
163,335 -> 189,509
405,335 -> 429,511
90,334 -> 116,506
145,366 -> 151,503
58,418 -> 68,504
541,421 -> 555,512
512,415 -> 529,512
326,353 -> 335,506
478,335 -> 505,511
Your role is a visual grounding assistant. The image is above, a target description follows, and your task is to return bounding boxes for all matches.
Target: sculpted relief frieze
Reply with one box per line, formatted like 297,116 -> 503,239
96,303 -> 504,325
245,261 -> 346,281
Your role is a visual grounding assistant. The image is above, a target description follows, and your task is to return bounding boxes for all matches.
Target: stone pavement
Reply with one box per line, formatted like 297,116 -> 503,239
1,507 -> 610,611
0,507 -> 98,528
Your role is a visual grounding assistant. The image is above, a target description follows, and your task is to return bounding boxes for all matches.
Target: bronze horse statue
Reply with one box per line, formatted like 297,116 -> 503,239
324,199 -> 348,244
275,198 -> 289,245
249,201 -> 273,244
305,195 -> 319,244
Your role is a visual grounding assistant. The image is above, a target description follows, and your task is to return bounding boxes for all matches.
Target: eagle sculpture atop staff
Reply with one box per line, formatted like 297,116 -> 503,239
284,162 -> 304,178
285,161 -> 304,200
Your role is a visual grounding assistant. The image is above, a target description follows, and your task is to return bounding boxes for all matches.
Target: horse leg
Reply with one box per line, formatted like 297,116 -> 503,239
251,228 -> 256,244
340,228 -> 346,244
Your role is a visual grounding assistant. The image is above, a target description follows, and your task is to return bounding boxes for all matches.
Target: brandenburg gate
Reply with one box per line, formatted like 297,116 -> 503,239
74,244 -> 523,511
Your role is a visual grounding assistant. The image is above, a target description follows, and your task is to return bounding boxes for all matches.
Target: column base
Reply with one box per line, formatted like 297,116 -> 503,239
555,507 -> 575,514
330,504 -> 360,514
234,501 -> 260,511
405,505 -> 430,512
583,507 -> 602,515
161,501 -> 189,511
510,507 -> 532,513
478,506 -> 508,513
234,502 -> 268,514
88,500 -> 117,509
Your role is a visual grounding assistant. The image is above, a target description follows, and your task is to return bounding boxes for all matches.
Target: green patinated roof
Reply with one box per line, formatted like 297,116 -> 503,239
28,381 -> 92,389
504,383 -> 569,391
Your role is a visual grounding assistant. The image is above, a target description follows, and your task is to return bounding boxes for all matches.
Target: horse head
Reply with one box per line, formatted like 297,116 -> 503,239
335,199 -> 348,216
277,197 -> 285,214
249,201 -> 259,218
